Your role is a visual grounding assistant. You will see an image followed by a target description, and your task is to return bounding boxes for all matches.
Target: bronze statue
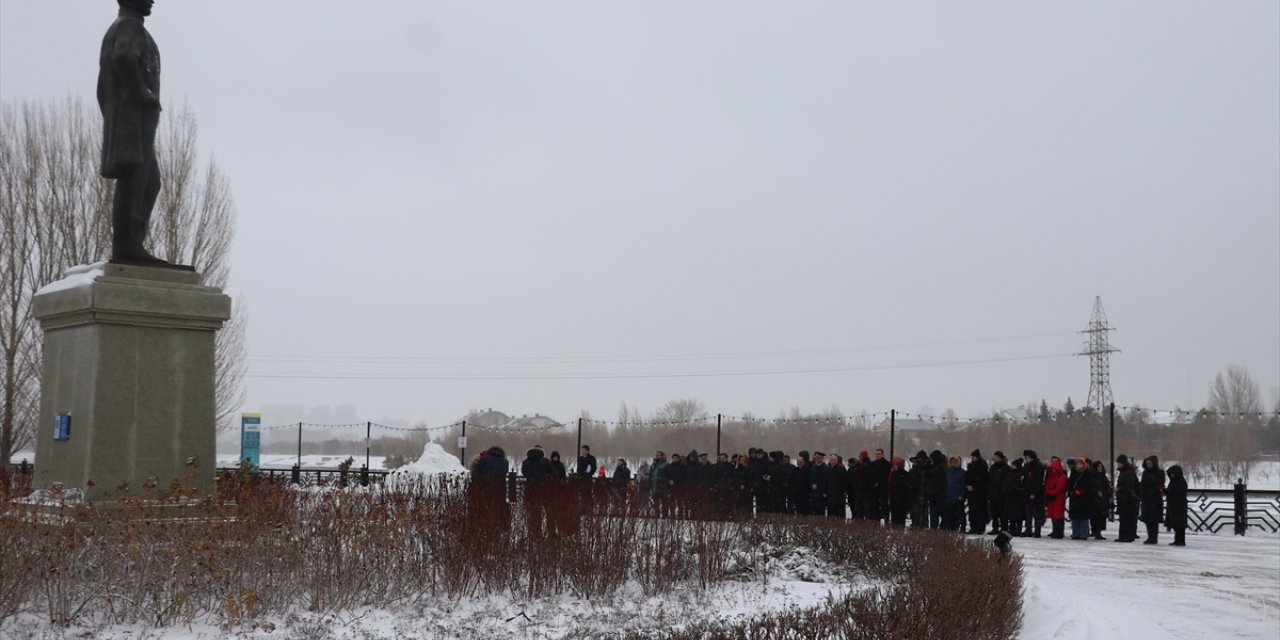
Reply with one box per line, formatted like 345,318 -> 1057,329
98,0 -> 168,266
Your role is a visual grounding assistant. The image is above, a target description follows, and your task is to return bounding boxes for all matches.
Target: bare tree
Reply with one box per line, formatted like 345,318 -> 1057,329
655,398 -> 708,424
0,97 -> 245,472
1208,365 -> 1262,417
1207,365 -> 1263,480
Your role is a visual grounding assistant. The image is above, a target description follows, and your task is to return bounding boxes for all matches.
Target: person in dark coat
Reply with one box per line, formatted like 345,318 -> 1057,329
1066,457 -> 1092,540
926,450 -> 949,529
850,452 -> 869,519
808,452 -> 829,514
471,446 -> 511,533
613,458 -> 632,482
576,445 -> 597,478
867,449 -> 891,523
825,455 -> 849,519
747,448 -> 770,515
474,446 -> 510,479
521,446 -> 555,537
1003,458 -> 1025,536
1022,450 -> 1047,538
548,451 -> 567,478
944,456 -> 967,531
1089,460 -> 1112,539
793,452 -> 810,515
1139,455 -> 1166,544
888,455 -> 913,527
766,451 -> 788,513
908,450 -> 932,528
521,446 -> 554,480
1165,464 -> 1188,546
987,452 -> 1009,534
1114,455 -> 1139,542
789,453 -> 807,515
965,449 -> 990,534
844,455 -> 861,518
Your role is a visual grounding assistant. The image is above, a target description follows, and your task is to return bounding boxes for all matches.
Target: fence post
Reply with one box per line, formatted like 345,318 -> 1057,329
365,421 -> 372,472
576,417 -> 583,475
290,463 -> 300,484
459,420 -> 467,466
716,414 -> 722,457
360,465 -> 369,488
296,421 -> 303,470
1108,403 -> 1116,522
889,410 -> 896,463
1234,478 -> 1247,536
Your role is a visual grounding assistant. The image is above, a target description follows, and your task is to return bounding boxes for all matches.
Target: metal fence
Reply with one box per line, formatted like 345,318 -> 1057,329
1187,485 -> 1280,534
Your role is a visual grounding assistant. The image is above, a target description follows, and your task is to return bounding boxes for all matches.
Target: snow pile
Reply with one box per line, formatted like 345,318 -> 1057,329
384,442 -> 467,492
35,261 -> 106,296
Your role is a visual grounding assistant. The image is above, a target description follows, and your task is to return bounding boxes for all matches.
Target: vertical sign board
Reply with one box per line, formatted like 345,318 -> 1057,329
52,414 -> 71,441
240,413 -> 261,470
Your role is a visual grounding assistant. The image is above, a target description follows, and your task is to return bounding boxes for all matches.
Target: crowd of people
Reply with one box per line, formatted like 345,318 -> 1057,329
469,444 -> 1191,546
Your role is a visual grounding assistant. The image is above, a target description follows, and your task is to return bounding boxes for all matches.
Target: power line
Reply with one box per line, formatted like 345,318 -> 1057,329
244,352 -> 1076,381
246,331 -> 1077,365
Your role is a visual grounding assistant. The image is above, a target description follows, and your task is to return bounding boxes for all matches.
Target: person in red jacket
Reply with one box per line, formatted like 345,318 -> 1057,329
1044,457 -> 1068,539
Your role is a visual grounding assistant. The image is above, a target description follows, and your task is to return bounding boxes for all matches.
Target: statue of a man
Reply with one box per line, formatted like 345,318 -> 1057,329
98,0 -> 167,266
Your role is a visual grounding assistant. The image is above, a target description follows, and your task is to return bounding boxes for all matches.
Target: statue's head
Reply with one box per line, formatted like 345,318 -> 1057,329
118,0 -> 155,17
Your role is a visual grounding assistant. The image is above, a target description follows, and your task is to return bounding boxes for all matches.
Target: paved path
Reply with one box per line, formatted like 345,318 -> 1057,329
1016,531 -> 1279,639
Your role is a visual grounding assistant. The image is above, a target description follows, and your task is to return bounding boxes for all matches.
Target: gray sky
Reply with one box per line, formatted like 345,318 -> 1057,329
3,1 -> 1278,426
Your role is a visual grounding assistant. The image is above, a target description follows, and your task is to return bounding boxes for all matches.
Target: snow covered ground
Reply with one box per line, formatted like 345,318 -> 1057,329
1019,532 -> 1280,639
4,545 -> 856,640
6,530 -> 1276,639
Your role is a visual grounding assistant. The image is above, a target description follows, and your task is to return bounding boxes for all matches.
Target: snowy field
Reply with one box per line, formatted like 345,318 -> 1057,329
1020,533 -> 1280,640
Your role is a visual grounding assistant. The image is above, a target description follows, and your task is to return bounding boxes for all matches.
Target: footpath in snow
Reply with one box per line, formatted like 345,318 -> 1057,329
1018,531 -> 1279,640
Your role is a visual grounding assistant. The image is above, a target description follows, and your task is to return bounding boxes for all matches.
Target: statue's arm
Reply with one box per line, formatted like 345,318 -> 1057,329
109,23 -> 159,108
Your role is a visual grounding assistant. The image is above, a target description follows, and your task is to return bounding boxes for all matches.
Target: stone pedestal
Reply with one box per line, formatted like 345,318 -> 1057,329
32,263 -> 231,502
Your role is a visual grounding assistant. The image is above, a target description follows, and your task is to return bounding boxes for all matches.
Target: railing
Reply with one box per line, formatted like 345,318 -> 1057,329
216,465 -> 391,487
1187,485 -> 1280,534
11,463 -> 1280,535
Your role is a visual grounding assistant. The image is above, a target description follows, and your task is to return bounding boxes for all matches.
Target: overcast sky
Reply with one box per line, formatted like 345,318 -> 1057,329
2,1 -> 1277,427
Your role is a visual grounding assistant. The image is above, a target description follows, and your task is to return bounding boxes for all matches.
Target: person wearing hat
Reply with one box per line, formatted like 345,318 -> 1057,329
1067,457 -> 1092,540
965,449 -> 990,534
987,452 -> 1010,535
1114,454 -> 1139,542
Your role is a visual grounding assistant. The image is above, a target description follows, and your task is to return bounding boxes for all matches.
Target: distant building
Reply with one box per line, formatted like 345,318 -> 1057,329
464,409 -> 565,433
997,406 -> 1035,424
874,417 -> 938,433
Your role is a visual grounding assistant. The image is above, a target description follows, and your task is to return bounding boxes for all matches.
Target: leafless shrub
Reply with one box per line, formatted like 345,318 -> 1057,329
1,475 -> 1022,637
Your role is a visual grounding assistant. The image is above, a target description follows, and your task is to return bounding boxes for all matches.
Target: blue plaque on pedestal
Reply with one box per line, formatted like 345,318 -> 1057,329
52,414 -> 71,441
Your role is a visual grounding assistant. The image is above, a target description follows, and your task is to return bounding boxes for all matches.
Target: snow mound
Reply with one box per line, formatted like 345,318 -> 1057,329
384,442 -> 467,492
36,262 -> 106,296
